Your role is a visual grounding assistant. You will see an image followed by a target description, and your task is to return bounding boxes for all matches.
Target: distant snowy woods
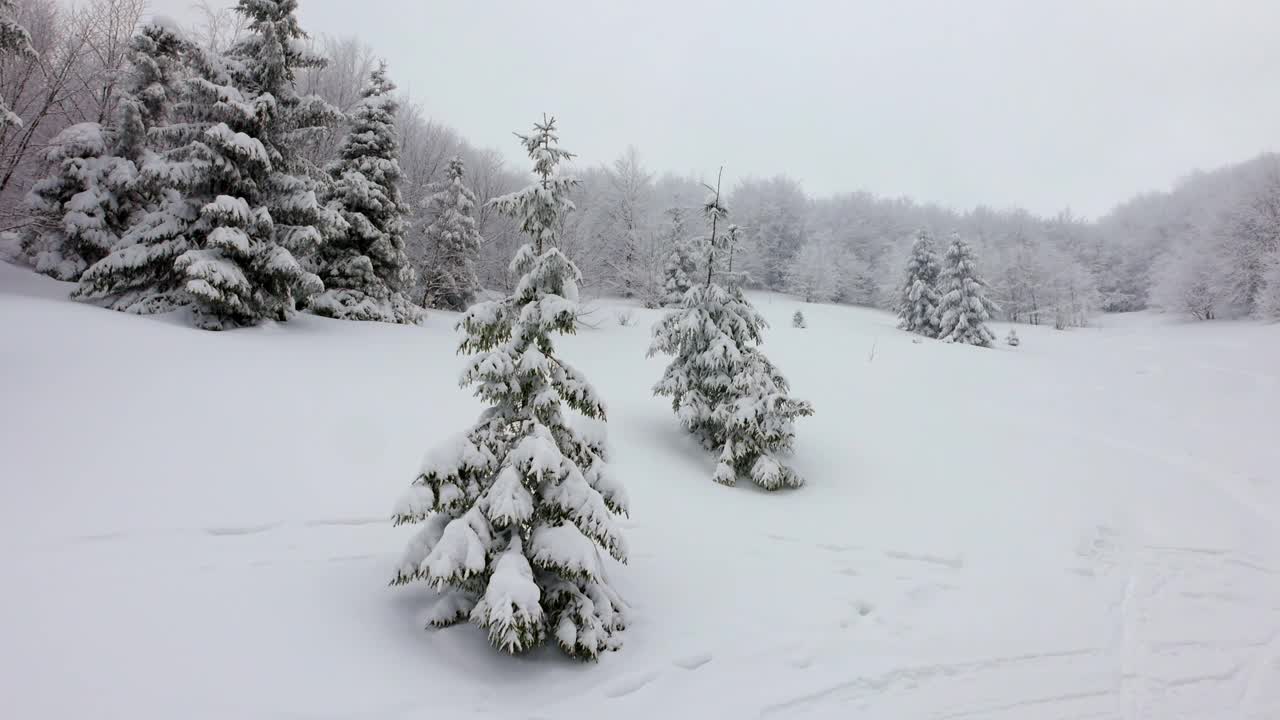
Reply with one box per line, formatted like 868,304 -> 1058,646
1,0 -> 1279,325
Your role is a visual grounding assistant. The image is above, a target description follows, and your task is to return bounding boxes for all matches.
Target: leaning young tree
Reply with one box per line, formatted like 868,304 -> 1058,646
896,228 -> 943,336
649,169 -> 814,489
391,116 -> 629,660
311,61 -> 420,324
420,156 -> 483,311
936,233 -> 999,346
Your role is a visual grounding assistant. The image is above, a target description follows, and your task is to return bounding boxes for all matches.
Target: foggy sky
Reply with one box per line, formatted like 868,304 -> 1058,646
152,0 -> 1280,218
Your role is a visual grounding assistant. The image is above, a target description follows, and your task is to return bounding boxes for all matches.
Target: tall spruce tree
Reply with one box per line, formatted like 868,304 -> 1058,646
649,170 -> 813,489
420,156 -> 483,311
896,229 -> 942,336
77,1 -> 340,328
311,62 -> 419,323
936,233 -> 999,346
660,206 -> 696,306
391,117 -> 629,660
0,0 -> 34,129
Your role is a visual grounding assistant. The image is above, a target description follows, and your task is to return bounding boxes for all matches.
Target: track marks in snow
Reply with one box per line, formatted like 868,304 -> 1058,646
204,522 -> 282,536
672,652 -> 713,670
602,670 -> 660,698
304,515 -> 384,528
760,647 -> 1106,718
602,652 -> 714,700
883,549 -> 966,570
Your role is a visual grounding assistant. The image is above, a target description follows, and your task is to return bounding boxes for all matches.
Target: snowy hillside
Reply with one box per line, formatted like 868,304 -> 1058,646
3,261 -> 1279,720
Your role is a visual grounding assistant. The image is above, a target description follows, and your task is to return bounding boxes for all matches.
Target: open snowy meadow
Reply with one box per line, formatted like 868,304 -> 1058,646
3,260 -> 1278,720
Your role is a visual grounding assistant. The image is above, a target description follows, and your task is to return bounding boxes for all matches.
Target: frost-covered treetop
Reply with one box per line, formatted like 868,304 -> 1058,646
489,116 -> 578,254
0,0 -> 35,128
230,0 -> 325,93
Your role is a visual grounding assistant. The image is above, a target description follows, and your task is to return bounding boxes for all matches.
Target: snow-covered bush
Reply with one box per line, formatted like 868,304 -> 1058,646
17,123 -> 136,281
391,117 -> 629,661
1006,328 -> 1020,347
616,309 -> 636,327
792,310 -> 806,328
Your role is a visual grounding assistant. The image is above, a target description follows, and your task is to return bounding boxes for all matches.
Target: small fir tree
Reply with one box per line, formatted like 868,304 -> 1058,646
649,169 -> 813,490
660,206 -> 697,306
792,309 -> 806,328
311,62 -> 419,323
420,156 -> 484,311
391,117 -> 629,661
936,233 -> 999,347
896,229 -> 942,337
1006,328 -> 1020,346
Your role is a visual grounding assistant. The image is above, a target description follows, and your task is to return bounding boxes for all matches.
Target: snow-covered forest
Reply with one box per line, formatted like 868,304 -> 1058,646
3,1 -> 1280,718
1,0 -> 1279,327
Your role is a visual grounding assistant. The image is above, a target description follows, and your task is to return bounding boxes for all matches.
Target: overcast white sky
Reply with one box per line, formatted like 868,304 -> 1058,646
151,0 -> 1280,218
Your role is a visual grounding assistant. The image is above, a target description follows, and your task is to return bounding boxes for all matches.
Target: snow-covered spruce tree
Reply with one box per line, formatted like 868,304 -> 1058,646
0,0 -> 34,129
77,1 -> 340,329
391,117 -> 629,660
935,233 -> 999,347
311,62 -> 419,323
1006,328 -> 1020,347
896,228 -> 942,337
648,169 -> 813,489
420,156 -> 483,311
660,206 -> 697,306
74,21 -> 189,308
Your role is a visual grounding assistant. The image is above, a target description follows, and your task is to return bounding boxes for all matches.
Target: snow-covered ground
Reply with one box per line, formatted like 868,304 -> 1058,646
3,261 -> 1279,720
